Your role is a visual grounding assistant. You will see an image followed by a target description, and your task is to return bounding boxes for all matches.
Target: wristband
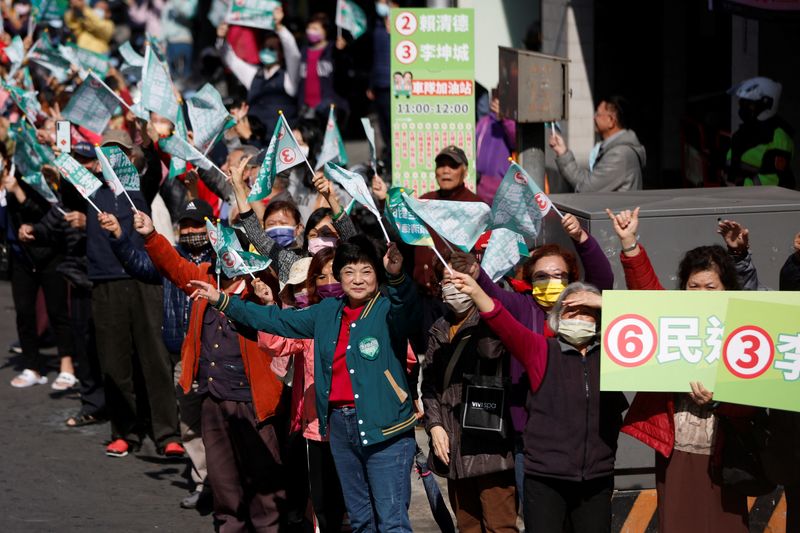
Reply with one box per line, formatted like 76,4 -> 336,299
332,205 -> 345,221
621,242 -> 638,253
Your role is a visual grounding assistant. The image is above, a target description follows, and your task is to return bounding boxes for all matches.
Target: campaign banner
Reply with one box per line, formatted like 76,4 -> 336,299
389,8 -> 475,195
225,0 -> 280,30
62,76 -> 120,134
489,162 -> 544,239
601,291 -> 800,412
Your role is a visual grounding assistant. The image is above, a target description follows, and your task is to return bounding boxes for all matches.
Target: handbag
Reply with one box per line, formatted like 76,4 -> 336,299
461,357 -> 508,436
716,409 -> 776,496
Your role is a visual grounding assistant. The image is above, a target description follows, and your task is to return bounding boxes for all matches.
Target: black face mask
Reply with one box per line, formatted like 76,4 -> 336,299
179,233 -> 211,253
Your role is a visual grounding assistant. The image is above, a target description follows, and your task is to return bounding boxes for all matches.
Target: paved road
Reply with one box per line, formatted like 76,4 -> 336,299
0,281 -> 449,532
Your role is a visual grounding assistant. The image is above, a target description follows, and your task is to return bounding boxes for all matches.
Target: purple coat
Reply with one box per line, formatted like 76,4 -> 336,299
476,234 -> 614,432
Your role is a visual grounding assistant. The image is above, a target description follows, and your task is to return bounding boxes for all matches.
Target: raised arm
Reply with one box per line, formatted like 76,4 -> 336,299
560,212 -> 614,290
607,207 -> 664,290
275,11 -> 301,96
217,24 -> 258,90
384,243 -> 421,340
718,219 -> 767,291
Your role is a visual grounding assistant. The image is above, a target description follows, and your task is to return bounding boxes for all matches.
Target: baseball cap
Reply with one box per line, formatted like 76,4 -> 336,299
435,145 -> 468,167
279,256 -> 312,292
178,199 -> 215,224
72,141 -> 97,159
101,129 -> 134,150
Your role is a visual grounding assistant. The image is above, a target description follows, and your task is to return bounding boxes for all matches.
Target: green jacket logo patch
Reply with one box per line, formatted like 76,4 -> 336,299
358,337 -> 380,360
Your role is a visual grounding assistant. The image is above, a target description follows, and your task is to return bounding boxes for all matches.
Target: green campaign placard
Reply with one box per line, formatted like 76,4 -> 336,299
389,8 -> 475,196
713,299 -> 800,412
600,291 -> 800,413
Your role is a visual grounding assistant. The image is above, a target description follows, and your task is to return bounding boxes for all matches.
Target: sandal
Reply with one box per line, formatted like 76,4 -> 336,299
10,369 -> 48,388
51,372 -> 79,391
65,412 -> 106,428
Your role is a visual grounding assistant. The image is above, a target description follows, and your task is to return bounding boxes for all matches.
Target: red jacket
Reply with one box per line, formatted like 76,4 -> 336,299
618,245 -> 755,457
144,232 -> 283,422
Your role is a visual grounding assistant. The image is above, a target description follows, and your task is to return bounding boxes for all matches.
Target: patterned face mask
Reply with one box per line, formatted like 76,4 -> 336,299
178,232 -> 210,253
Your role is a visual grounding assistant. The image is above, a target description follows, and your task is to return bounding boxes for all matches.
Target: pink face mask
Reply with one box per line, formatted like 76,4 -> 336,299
306,29 -> 324,44
308,236 -> 338,255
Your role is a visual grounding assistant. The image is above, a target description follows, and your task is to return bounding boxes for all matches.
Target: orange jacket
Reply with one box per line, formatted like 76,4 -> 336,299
144,231 -> 283,422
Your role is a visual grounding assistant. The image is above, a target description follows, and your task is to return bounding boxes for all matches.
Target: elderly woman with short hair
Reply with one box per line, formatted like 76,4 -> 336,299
451,273 -> 628,533
189,235 -> 420,533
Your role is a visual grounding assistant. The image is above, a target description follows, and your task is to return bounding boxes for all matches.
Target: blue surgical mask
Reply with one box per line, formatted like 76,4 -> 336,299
266,225 -> 296,248
259,48 -> 278,66
375,2 -> 390,18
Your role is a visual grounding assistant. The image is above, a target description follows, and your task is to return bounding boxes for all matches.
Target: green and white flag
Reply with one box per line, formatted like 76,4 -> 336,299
12,121 -> 53,176
316,106 -> 348,170
96,145 -> 140,193
141,44 -> 180,124
335,0 -> 367,39
489,162 -> 543,239
324,163 -> 378,216
219,248 -> 272,278
249,115 -> 305,202
146,33 -> 167,63
402,193 -> 491,252
226,0 -> 281,29
187,84 -> 235,153
119,41 -> 144,68
167,107 -> 189,179
28,47 -> 71,83
59,43 -> 110,78
384,187 -> 434,247
4,81 -> 41,122
481,228 -> 529,282
53,153 -> 102,200
206,218 -> 243,255
22,172 -> 59,204
62,76 -> 120,134
159,134 -> 214,171
20,67 -> 35,92
361,117 -> 377,170
5,36 -> 25,67
31,0 -> 68,22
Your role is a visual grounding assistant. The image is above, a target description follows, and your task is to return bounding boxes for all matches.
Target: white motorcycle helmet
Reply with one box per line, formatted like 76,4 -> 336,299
730,77 -> 782,121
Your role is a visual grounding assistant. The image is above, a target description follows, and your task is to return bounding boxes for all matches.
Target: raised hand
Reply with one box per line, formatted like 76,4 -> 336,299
548,131 -> 567,156
383,242 -> 403,276
689,381 -> 713,406
605,207 -> 640,255
562,290 -> 601,310
450,270 -> 494,312
449,250 -> 479,279
252,278 -> 274,305
311,171 -> 332,198
64,211 -> 87,230
187,280 -> 221,304
561,213 -> 587,243
371,174 -> 388,202
133,211 -> 155,236
717,219 -> 750,254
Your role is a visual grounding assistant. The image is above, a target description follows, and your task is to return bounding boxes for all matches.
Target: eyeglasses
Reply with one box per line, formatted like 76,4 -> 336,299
531,271 -> 569,283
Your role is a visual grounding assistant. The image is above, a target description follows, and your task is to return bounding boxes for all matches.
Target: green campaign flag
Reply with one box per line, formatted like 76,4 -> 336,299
402,192 -> 490,252
316,106 -> 348,170
21,172 -> 58,204
601,291 -> 800,412
60,43 -> 110,78
489,162 -> 543,239
206,218 -> 243,256
119,41 -> 144,68
323,163 -> 379,217
5,36 -> 25,66
53,153 -> 102,200
219,248 -> 272,278
20,67 -> 35,92
159,134 -> 213,172
32,0 -> 68,22
28,47 -> 71,83
146,34 -> 167,63
96,145 -> 140,193
187,84 -> 234,153
481,228 -> 529,282
3,81 -> 41,122
62,76 -> 120,134
141,44 -> 180,124
249,115 -> 305,202
361,117 -> 377,170
335,0 -> 367,39
225,0 -> 281,29
167,107 -> 189,179
384,187 -> 434,247
12,121 -> 53,176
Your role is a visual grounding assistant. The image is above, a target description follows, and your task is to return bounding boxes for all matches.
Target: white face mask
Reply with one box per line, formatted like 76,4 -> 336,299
441,283 -> 474,317
299,145 -> 310,157
558,319 -> 597,347
93,8 -> 106,18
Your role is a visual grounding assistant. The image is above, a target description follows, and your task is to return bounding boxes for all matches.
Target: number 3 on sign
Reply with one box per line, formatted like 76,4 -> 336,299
395,12 -> 417,35
722,325 -> 774,379
395,40 -> 417,65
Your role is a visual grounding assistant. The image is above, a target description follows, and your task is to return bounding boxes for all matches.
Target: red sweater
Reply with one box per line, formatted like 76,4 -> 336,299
328,304 -> 364,407
144,231 -> 283,422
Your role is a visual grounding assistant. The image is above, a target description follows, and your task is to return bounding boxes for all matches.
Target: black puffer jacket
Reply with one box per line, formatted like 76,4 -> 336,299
422,309 -> 515,480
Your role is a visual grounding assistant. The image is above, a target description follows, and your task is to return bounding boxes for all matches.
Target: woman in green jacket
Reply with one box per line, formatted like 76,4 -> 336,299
189,235 -> 421,533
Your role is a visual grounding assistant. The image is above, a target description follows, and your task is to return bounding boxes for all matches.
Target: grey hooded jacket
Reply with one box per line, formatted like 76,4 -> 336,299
557,129 -> 646,192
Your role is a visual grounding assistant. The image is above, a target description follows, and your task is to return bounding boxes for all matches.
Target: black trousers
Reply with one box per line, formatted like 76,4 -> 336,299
69,284 -> 105,415
307,439 -> 346,533
10,255 -> 73,374
201,396 -> 286,533
92,279 -> 178,448
523,474 -> 613,533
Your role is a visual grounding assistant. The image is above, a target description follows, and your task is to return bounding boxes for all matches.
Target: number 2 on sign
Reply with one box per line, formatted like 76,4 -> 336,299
722,325 -> 775,379
395,12 -> 417,35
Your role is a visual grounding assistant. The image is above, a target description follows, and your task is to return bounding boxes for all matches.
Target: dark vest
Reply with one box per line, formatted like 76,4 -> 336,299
248,69 -> 298,134
522,338 -> 628,482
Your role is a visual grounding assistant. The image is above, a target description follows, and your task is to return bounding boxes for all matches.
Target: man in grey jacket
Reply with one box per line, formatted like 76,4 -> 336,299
549,96 -> 646,192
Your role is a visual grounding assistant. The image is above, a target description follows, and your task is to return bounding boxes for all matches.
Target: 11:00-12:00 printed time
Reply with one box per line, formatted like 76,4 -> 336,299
396,103 -> 470,115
